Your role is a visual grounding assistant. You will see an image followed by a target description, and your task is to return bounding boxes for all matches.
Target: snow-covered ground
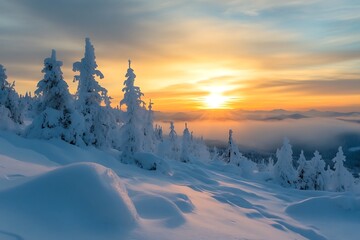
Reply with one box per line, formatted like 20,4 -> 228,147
0,131 -> 359,240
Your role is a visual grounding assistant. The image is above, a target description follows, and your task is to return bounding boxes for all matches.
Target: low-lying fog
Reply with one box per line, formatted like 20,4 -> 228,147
156,111 -> 360,168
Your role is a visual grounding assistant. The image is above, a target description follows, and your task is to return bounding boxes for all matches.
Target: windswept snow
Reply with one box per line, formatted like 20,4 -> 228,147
0,162 -> 138,240
0,131 -> 358,240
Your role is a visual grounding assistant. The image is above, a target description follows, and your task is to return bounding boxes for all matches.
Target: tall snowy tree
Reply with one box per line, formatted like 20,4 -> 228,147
27,50 -> 84,145
73,38 -> 111,147
119,60 -> 145,163
332,147 -> 354,191
0,64 -> 23,125
180,123 -> 192,162
273,138 -> 297,187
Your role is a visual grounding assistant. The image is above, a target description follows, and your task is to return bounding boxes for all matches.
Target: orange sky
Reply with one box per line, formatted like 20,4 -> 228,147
1,0 -> 359,112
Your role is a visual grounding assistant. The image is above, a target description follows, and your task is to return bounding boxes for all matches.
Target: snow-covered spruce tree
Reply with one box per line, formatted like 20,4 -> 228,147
165,121 -> 180,160
119,60 -> 145,164
180,123 -> 192,162
27,50 -> 84,145
222,129 -> 241,164
221,129 -> 256,175
332,147 -> 354,192
296,150 -> 312,190
143,99 -> 156,153
154,124 -> 163,142
308,151 -> 327,191
273,138 -> 297,187
19,91 -> 35,119
0,64 -> 24,126
73,38 -> 112,147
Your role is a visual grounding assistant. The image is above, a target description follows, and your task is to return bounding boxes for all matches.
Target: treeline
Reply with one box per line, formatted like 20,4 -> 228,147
0,38 -> 356,191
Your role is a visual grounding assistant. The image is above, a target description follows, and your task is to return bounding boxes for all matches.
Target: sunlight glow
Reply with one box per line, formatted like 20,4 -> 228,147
204,92 -> 228,109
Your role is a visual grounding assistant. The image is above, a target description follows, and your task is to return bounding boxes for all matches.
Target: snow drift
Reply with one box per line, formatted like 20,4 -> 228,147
0,163 -> 138,240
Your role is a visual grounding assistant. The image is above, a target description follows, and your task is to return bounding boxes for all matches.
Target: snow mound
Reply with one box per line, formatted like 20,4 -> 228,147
0,162 -> 138,240
285,195 -> 360,239
286,195 -> 360,220
132,193 -> 186,228
134,152 -> 170,173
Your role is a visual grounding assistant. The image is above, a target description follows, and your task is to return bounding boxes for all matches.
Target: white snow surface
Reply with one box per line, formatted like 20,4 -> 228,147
0,131 -> 358,240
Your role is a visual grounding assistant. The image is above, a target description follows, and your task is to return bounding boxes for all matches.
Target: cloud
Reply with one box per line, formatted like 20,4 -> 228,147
245,79 -> 360,96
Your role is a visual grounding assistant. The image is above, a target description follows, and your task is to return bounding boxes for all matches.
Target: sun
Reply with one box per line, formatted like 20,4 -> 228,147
204,92 -> 229,109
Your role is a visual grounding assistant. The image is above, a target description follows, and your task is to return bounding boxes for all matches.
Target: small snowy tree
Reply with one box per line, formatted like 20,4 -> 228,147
221,129 -> 241,164
162,121 -> 180,160
308,151 -> 327,191
27,50 -> 84,145
332,147 -> 354,192
221,129 -> 255,175
296,150 -> 312,190
154,124 -> 163,142
191,136 -> 210,162
0,64 -> 23,126
273,138 -> 297,187
73,38 -> 111,147
119,60 -> 145,163
143,99 -> 156,153
180,123 -> 192,162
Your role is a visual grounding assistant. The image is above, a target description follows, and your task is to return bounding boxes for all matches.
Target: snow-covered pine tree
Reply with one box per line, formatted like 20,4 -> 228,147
0,64 -> 24,126
119,60 -> 145,163
296,150 -> 311,190
19,91 -> 34,119
222,129 -> 256,175
222,129 -> 240,164
273,138 -> 297,187
27,50 -> 84,145
73,38 -> 111,147
166,121 -> 180,160
308,151 -> 327,191
190,135 -> 210,161
143,99 -> 156,153
154,124 -> 163,142
180,123 -> 192,162
332,147 -> 354,191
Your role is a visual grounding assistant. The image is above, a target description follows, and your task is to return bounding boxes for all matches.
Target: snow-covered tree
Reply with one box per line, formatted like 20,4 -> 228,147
332,147 -> 354,191
154,124 -> 163,142
73,38 -> 111,147
27,50 -> 84,145
165,122 -> 180,160
222,129 -> 241,164
119,60 -> 145,163
143,99 -> 156,153
308,151 -> 327,191
273,138 -> 297,187
221,129 -> 256,175
19,91 -> 35,118
180,123 -> 192,162
0,64 -> 23,126
296,150 -> 312,190
190,136 -> 210,161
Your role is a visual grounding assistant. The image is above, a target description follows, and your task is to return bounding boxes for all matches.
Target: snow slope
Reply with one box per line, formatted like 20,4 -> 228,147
0,131 -> 358,240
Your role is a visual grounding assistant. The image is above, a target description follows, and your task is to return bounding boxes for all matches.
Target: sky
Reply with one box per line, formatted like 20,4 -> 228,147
0,0 -> 359,112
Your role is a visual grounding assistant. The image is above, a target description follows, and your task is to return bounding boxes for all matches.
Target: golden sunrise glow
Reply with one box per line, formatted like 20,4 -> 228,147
4,1 -> 359,113
204,92 -> 228,109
